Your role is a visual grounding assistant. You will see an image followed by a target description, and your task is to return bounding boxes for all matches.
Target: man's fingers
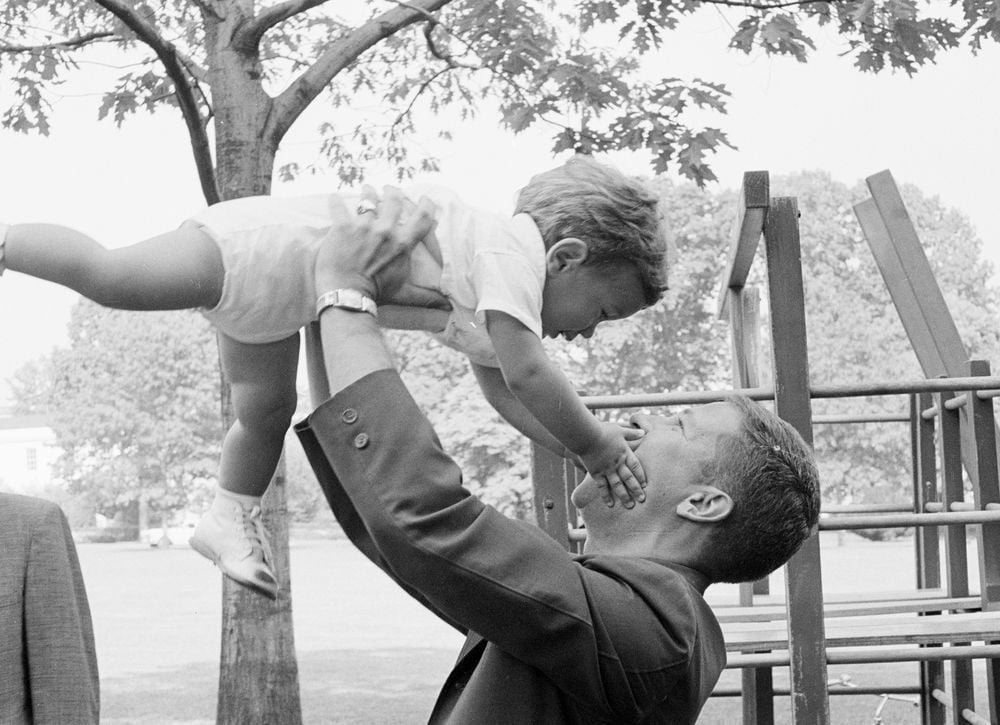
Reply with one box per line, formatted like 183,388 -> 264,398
391,283 -> 452,310
370,185 -> 404,237
397,197 -> 437,252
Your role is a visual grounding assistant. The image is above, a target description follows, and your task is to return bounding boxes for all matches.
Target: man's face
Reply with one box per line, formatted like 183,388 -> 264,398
540,262 -> 647,341
571,402 -> 744,533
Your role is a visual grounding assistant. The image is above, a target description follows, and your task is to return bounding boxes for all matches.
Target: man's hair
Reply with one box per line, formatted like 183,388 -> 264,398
513,155 -> 667,307
703,396 -> 821,583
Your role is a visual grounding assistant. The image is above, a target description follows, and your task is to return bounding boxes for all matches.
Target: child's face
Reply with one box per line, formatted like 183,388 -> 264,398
541,262 -> 647,341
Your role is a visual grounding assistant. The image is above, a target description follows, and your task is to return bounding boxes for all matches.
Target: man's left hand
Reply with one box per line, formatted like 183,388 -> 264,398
315,185 -> 447,308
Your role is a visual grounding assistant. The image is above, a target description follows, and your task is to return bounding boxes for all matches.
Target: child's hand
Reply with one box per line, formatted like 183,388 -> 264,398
581,422 -> 647,508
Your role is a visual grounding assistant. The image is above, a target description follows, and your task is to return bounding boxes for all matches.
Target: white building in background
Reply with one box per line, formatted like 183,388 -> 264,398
0,405 -> 60,495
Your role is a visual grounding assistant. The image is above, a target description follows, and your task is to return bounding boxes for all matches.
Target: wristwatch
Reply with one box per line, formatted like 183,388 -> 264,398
316,289 -> 378,318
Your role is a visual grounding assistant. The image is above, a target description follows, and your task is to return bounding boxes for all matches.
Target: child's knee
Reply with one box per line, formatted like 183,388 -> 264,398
232,384 -> 297,434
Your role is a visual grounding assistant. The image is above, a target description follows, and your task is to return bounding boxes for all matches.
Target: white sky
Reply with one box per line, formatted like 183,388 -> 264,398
1,12 -> 998,402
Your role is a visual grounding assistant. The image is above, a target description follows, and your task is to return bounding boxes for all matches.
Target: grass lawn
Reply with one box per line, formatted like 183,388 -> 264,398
76,530 -> 990,724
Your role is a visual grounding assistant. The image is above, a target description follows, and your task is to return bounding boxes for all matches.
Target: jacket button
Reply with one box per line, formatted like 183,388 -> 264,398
341,408 -> 358,424
353,433 -> 369,449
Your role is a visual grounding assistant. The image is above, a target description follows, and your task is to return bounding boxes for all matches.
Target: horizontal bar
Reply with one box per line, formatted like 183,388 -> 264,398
813,413 -> 910,424
727,644 -> 1000,669
819,510 -> 1000,530
711,684 -> 922,698
823,503 -> 913,514
569,508 -> 1000,540
945,394 -> 969,410
931,690 -> 993,725
978,389 -> 1000,400
924,502 -> 975,513
582,376 -> 1000,410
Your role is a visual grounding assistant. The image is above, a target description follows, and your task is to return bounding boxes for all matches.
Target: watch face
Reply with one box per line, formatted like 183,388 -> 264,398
337,290 -> 364,309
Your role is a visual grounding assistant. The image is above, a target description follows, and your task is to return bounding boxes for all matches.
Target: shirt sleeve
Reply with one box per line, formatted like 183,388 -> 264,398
470,213 -> 545,337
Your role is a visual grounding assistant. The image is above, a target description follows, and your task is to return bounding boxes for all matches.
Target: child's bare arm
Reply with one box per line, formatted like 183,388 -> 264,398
471,362 -> 579,463
485,311 -> 646,507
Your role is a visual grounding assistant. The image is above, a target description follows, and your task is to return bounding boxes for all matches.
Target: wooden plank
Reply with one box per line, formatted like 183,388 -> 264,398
965,360 -> 1000,723
724,612 -> 1000,651
966,360 -> 1000,610
940,391 -> 971,600
857,171 -> 1000,491
763,196 -> 829,724
853,198 -> 949,376
914,391 -> 947,725
530,443 -> 572,550
914,392 -> 941,590
716,171 -> 769,317
938,389 -> 977,719
728,644 -> 1000,669
714,596 -> 981,624
865,170 -> 969,375
726,285 -> 773,725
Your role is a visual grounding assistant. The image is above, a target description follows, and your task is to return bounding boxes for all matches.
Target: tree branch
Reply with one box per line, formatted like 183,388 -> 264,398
238,0 -> 333,50
700,0 -> 834,9
269,0 -> 455,142
0,31 -> 116,53
91,0 -> 219,204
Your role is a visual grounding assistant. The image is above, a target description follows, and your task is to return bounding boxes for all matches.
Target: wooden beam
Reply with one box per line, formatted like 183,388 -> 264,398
763,196 -> 830,724
716,171 -> 769,318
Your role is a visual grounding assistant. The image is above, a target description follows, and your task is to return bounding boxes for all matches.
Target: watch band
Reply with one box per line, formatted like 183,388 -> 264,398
316,289 -> 378,318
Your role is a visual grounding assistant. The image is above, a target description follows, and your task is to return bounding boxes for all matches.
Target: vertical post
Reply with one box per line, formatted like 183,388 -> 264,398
763,197 -> 829,724
939,389 -> 975,718
731,288 -> 774,725
964,360 -> 1000,723
913,392 -> 946,725
531,443 -> 572,550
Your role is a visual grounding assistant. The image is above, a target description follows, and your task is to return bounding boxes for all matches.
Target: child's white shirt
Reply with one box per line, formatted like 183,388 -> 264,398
185,185 -> 546,367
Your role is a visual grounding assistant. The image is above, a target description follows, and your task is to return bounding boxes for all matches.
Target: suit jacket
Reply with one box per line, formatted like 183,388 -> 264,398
0,493 -> 99,724
296,370 -> 725,724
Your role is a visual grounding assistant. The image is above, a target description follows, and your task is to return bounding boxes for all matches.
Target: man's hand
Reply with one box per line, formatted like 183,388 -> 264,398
315,186 -> 445,306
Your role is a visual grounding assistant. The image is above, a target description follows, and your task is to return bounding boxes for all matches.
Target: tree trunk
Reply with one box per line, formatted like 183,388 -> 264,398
217,454 -> 301,725
205,14 -> 301,721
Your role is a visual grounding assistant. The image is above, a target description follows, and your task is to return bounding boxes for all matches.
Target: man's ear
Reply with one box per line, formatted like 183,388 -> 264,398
545,238 -> 588,275
675,488 -> 733,523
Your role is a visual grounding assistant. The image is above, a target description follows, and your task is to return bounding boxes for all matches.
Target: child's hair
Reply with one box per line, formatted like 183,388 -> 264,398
513,155 -> 668,306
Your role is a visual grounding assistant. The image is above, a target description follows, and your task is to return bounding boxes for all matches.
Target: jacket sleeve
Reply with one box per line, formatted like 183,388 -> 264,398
295,413 -> 467,634
24,502 -> 100,724
296,370 -> 612,704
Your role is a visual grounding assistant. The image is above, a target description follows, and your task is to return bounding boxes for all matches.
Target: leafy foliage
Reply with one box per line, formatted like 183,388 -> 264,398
3,1 -> 997,197
18,302 -> 223,520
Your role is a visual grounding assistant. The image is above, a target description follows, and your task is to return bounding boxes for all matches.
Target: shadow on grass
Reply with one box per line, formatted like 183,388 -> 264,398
101,647 -> 456,725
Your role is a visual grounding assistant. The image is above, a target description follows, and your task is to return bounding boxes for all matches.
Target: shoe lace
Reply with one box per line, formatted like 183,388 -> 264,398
237,505 -> 271,563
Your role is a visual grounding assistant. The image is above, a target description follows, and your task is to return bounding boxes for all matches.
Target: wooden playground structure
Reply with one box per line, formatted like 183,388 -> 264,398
531,170 -> 1000,724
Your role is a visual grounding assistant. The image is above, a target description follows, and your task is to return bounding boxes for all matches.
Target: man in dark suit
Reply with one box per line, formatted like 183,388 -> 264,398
296,189 -> 820,724
0,493 -> 99,724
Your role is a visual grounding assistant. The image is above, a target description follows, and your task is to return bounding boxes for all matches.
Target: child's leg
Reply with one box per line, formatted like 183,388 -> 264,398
190,332 -> 300,599
3,223 -> 223,310
216,333 -> 301,497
